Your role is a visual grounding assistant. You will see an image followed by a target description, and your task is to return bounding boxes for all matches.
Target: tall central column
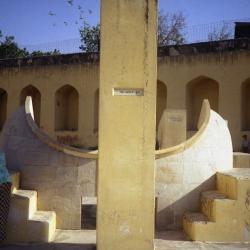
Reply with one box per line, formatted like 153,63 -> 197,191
97,1 -> 158,250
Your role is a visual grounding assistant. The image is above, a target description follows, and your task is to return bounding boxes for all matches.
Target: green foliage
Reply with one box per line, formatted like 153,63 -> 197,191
30,49 -> 60,57
0,34 -> 29,59
158,11 -> 186,46
79,11 -> 186,51
0,30 -> 60,59
79,22 -> 100,52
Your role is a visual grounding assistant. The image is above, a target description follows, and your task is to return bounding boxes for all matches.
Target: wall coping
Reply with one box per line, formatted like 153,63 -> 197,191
0,52 -> 99,68
158,38 -> 250,57
0,39 -> 249,68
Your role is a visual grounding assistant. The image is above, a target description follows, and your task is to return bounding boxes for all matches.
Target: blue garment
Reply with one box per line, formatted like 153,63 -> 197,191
0,153 -> 11,184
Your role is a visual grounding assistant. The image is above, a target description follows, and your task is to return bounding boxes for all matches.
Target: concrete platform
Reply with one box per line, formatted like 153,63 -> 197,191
1,230 -> 250,250
219,168 -> 250,180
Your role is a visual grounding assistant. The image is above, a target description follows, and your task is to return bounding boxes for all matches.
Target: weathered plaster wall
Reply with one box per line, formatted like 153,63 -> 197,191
157,109 -> 186,149
0,107 -> 97,230
233,152 -> 250,168
0,61 -> 99,148
155,108 -> 233,230
0,88 -> 7,130
156,80 -> 167,128
158,50 -> 250,151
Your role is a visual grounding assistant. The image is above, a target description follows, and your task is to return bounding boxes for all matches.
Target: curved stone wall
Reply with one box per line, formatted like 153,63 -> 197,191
0,96 -> 233,231
0,101 -> 97,230
156,100 -> 210,159
25,96 -> 98,159
155,101 -> 233,230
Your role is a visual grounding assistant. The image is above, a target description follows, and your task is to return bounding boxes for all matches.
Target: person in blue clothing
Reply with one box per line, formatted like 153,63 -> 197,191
0,153 -> 11,243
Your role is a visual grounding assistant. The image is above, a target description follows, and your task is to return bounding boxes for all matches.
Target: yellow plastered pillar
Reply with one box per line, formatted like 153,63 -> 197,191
97,1 -> 157,250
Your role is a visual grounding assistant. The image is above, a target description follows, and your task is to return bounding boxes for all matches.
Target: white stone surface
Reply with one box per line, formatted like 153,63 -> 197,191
0,107 -> 97,230
156,109 -> 233,230
158,109 -> 186,149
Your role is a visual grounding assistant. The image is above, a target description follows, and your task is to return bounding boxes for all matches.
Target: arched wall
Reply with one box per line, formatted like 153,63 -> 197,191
0,88 -> 7,130
0,50 -> 249,150
55,84 -> 79,131
157,80 -> 167,128
20,85 -> 41,126
186,76 -> 219,130
241,78 -> 250,131
94,89 -> 99,133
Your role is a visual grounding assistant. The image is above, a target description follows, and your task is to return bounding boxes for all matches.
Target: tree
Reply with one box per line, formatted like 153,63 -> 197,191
30,49 -> 60,57
79,11 -> 186,52
0,34 -> 29,59
0,30 -> 60,59
79,22 -> 100,52
158,11 -> 186,47
208,23 -> 232,41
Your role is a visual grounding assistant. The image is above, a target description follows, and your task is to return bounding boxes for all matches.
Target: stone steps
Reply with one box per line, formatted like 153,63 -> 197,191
200,190 -> 236,222
183,212 -> 215,241
6,172 -> 56,243
183,169 -> 250,242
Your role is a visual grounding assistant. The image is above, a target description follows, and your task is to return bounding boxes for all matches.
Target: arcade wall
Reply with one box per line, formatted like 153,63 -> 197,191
0,41 -> 250,150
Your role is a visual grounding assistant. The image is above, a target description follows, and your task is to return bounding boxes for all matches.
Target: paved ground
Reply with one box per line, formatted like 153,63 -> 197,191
1,230 -> 250,250
155,231 -> 250,250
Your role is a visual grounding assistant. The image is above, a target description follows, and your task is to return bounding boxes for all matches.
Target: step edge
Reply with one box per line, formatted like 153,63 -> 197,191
30,211 -> 56,223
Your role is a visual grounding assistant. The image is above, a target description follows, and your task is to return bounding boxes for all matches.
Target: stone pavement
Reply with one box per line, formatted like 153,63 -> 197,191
155,231 -> 250,250
1,230 -> 250,250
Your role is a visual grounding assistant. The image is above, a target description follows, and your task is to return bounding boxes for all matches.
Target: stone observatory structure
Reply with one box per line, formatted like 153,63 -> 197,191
0,0 -> 249,246
0,96 -> 240,243
155,100 -> 233,230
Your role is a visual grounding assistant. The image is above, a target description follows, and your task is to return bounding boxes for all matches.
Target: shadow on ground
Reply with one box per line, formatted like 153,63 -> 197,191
1,243 -> 96,250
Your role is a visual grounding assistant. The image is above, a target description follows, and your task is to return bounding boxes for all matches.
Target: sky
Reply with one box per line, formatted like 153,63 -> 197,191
0,0 -> 249,46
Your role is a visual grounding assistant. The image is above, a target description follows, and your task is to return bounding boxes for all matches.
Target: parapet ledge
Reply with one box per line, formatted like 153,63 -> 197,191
0,52 -> 100,68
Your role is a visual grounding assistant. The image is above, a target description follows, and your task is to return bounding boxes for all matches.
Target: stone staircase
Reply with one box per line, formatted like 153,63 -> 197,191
183,168 -> 250,242
6,172 -> 56,243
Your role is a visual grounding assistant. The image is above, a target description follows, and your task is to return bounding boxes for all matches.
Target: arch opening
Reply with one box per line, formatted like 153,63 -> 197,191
55,85 -> 79,131
94,89 -> 99,133
186,76 -> 219,130
156,80 -> 167,128
0,88 -> 7,130
241,79 -> 250,131
20,85 -> 41,126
